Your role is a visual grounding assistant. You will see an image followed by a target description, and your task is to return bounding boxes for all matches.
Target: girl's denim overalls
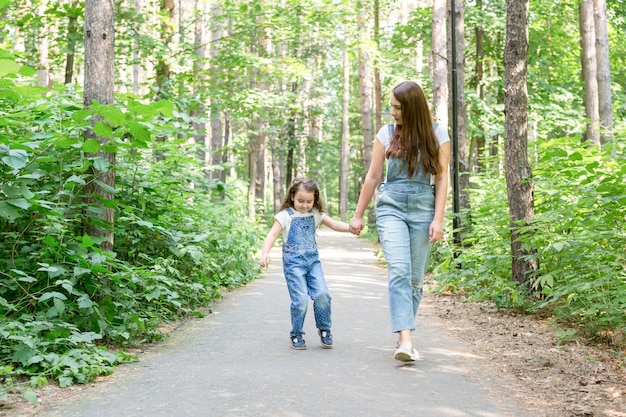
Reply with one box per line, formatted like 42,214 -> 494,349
282,208 -> 332,337
376,138 -> 435,333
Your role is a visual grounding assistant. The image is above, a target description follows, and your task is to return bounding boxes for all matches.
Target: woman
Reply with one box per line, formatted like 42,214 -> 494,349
349,81 -> 450,362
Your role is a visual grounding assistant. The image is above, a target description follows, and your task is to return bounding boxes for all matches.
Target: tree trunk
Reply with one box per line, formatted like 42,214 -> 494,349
339,34 -> 350,222
373,0 -> 382,134
449,0 -> 470,230
593,0 -> 614,144
83,0 -> 115,252
472,0 -> 486,172
357,4 -> 375,228
37,37 -> 50,88
64,2 -> 80,85
156,0 -> 175,96
579,0 -> 601,146
192,0 -> 207,173
504,0 -> 538,286
432,0 -> 447,126
132,0 -> 141,94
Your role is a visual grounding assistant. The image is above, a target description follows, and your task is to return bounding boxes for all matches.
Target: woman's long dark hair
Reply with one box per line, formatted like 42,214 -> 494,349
278,177 -> 324,212
385,81 -> 442,178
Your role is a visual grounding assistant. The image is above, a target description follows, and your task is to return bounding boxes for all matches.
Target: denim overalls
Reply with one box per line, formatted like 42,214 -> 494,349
282,208 -> 332,337
376,131 -> 436,333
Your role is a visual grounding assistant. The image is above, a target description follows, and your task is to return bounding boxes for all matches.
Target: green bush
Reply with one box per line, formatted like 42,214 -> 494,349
433,136 -> 626,339
0,56 -> 262,398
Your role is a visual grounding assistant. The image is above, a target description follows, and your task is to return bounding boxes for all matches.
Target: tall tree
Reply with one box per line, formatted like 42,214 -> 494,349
373,0 -> 382,133
449,0 -> 470,236
504,0 -> 538,286
156,0 -> 175,97
593,0 -> 614,143
579,0 -> 601,146
471,0 -> 486,172
191,0 -> 208,174
64,1 -> 81,85
339,25 -> 350,222
83,0 -> 115,252
432,0 -> 447,126
357,4 -> 375,227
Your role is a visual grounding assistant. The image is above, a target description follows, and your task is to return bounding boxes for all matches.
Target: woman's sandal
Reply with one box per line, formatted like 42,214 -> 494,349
394,345 -> 418,362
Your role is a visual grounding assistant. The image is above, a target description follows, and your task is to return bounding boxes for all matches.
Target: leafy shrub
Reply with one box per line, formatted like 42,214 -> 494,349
433,136 -> 626,339
0,55 -> 262,398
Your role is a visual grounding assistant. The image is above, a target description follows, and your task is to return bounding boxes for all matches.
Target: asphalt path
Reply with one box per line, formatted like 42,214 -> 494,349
39,229 -> 530,417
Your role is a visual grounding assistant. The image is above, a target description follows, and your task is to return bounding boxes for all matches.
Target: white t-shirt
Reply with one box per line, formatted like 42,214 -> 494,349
274,208 -> 326,242
376,123 -> 450,151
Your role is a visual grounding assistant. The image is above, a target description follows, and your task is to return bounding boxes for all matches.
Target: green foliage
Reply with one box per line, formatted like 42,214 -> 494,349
0,54 -> 262,397
433,136 -> 626,340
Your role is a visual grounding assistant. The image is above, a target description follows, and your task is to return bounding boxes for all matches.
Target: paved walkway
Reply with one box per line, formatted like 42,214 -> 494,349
40,230 -> 529,417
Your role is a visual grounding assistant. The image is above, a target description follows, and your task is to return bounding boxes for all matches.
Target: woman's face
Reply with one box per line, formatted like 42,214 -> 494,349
292,187 -> 315,214
390,94 -> 402,126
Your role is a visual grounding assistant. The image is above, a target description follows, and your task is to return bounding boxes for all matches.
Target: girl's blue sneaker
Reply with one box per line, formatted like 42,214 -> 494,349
291,335 -> 306,350
318,329 -> 333,349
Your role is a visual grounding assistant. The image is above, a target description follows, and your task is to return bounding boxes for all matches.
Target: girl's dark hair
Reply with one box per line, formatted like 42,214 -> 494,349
385,81 -> 442,178
278,177 -> 324,212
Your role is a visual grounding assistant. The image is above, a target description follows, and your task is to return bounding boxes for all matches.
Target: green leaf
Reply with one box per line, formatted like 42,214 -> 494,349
78,295 -> 94,310
102,108 -> 125,126
93,121 -> 113,137
58,376 -> 74,388
53,298 -> 66,315
38,292 -> 68,303
92,157 -> 110,173
80,234 -> 95,248
154,100 -> 174,117
42,236 -> 59,247
0,201 -> 24,220
94,179 -> 116,194
73,267 -> 92,277
72,109 -> 92,123
2,154 -> 28,170
128,122 -> 150,142
82,139 -> 101,153
55,135 -> 80,148
0,58 -> 21,77
6,198 -> 31,210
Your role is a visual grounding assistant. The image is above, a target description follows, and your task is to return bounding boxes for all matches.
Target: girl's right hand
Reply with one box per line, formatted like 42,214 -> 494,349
259,256 -> 269,268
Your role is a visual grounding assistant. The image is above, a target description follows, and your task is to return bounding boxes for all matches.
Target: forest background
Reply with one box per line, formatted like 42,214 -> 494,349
0,0 -> 624,405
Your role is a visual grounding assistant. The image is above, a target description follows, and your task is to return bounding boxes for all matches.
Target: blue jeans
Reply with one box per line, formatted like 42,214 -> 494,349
283,246 -> 332,337
376,182 -> 434,333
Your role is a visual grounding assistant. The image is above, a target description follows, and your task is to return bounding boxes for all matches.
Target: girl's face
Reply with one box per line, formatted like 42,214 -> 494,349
291,187 -> 315,214
390,94 -> 402,125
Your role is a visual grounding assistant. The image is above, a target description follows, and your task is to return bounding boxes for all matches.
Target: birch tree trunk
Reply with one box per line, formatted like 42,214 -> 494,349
579,0 -> 601,146
504,0 -> 538,286
210,2 -> 225,183
593,0 -> 614,143
83,0 -> 115,252
432,0 -> 448,126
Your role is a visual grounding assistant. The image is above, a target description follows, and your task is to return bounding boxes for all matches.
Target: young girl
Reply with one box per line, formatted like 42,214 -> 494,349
259,177 -> 354,350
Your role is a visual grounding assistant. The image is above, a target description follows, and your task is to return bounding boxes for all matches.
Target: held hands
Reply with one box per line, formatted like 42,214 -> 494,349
349,217 -> 365,236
